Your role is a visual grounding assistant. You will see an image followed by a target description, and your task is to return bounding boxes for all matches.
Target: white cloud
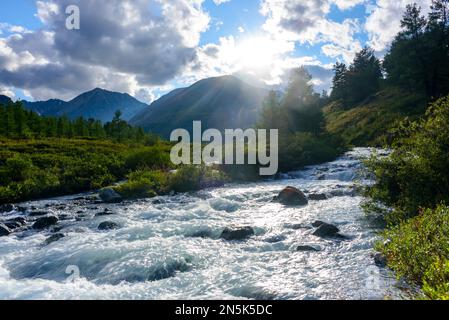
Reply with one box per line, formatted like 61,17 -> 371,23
213,0 -> 231,5
260,0 -> 363,62
0,0 -> 211,101
365,0 -> 432,51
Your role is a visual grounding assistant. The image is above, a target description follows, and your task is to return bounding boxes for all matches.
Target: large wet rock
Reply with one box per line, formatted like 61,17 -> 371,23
45,233 -> 65,246
297,245 -> 322,252
274,186 -> 308,206
2,217 -> 27,231
0,223 -> 11,237
99,188 -> 122,203
0,204 -> 14,213
98,221 -> 119,230
373,253 -> 387,268
32,216 -> 59,230
312,221 -> 340,238
220,227 -> 255,241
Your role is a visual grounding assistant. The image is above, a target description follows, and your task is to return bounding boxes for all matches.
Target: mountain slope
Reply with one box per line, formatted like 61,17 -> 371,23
22,88 -> 148,122
324,87 -> 427,146
0,95 -> 13,105
130,75 -> 269,137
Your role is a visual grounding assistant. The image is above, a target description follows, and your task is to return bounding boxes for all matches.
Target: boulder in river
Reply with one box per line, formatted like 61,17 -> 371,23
4,221 -> 22,230
98,221 -> 119,230
99,188 -> 123,203
0,223 -> 11,237
312,222 -> 340,238
96,209 -> 116,217
45,233 -> 65,246
308,193 -> 328,201
220,227 -> 255,241
0,204 -> 14,213
32,216 -> 59,230
274,186 -> 308,206
297,245 -> 322,252
373,253 -> 387,268
7,217 -> 26,226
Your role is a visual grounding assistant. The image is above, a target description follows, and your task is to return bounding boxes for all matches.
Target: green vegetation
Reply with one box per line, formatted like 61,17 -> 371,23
0,138 -> 174,203
376,205 -> 449,300
324,88 -> 427,146
258,67 -> 344,172
367,95 -> 449,299
113,165 -> 226,199
325,1 -> 449,147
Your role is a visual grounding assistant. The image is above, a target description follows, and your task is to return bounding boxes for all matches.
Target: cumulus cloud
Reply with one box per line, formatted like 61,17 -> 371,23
260,0 -> 363,63
0,0 -> 210,101
365,0 -> 432,51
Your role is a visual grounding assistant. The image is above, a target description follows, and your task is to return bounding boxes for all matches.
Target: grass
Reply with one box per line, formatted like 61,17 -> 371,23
0,138 -> 173,203
324,87 -> 427,146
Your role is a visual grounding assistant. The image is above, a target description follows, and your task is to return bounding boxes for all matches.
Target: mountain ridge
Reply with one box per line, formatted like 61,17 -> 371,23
130,75 -> 269,138
21,88 -> 148,122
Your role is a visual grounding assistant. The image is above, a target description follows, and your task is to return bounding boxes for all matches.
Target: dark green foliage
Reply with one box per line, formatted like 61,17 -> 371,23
330,47 -> 382,107
366,95 -> 449,223
384,1 -> 449,99
0,101 -> 152,143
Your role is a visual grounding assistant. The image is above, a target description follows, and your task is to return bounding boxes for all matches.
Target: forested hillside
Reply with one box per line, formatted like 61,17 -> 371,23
324,1 -> 449,146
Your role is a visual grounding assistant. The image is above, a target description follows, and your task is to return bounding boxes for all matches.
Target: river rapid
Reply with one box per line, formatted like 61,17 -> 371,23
0,148 -> 408,300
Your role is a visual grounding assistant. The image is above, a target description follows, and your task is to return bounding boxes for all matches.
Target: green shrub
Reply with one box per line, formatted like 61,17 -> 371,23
169,165 -> 226,193
376,205 -> 449,299
366,95 -> 449,223
279,133 -> 341,172
114,170 -> 169,199
124,146 -> 172,171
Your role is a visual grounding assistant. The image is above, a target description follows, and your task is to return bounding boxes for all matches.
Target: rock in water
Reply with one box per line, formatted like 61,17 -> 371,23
0,223 -> 11,237
98,221 -> 119,230
312,222 -> 340,238
373,253 -> 387,268
32,216 -> 59,230
8,217 -> 26,226
274,186 -> 308,206
45,233 -> 65,245
297,245 -> 322,252
220,227 -> 255,241
312,221 -> 325,228
308,193 -> 328,201
99,188 -> 122,203
0,204 -> 14,213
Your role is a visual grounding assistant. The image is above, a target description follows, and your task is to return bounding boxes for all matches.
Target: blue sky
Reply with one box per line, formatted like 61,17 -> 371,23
0,0 -> 432,102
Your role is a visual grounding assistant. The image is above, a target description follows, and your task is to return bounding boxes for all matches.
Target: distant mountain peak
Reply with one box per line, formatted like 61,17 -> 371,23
130,75 -> 269,138
22,88 -> 148,122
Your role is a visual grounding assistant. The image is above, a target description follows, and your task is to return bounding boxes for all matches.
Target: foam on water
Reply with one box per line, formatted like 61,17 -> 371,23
0,148 -> 407,300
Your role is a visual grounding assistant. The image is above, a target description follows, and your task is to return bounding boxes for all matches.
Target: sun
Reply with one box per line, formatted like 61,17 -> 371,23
229,35 -> 289,73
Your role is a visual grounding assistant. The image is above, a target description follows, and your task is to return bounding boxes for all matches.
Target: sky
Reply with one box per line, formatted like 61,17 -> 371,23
0,0 -> 433,103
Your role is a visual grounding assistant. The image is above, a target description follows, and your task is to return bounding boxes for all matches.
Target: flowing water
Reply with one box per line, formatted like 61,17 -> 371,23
0,148 -> 407,300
